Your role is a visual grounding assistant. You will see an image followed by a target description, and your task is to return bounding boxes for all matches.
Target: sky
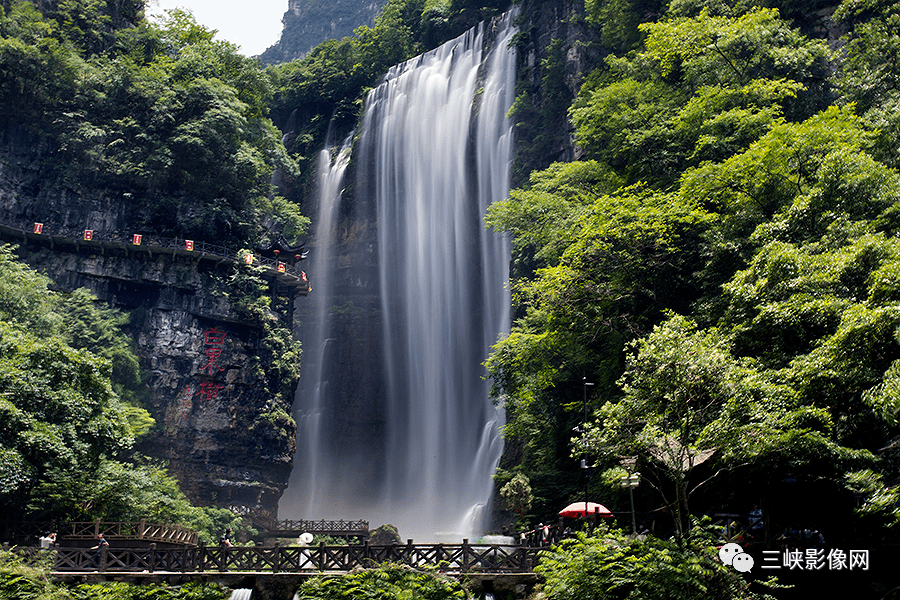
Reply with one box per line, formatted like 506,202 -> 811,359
146,0 -> 288,56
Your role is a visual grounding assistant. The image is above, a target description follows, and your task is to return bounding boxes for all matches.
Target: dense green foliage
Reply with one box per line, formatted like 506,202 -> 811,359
9,0 -> 900,593
293,563 -> 466,600
536,528 -> 773,600
0,0 -> 305,245
487,0 -> 900,572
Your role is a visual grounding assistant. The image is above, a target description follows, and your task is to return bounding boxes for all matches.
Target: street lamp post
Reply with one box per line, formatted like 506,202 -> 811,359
582,377 -> 594,518
620,472 -> 641,534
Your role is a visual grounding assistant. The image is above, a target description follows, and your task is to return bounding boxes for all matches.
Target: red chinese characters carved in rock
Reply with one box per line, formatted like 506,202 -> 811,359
199,327 -> 227,375
198,381 -> 224,402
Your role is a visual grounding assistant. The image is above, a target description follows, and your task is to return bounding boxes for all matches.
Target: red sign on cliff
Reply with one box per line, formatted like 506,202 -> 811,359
83,230 -> 93,241
133,234 -> 142,245
33,223 -> 43,234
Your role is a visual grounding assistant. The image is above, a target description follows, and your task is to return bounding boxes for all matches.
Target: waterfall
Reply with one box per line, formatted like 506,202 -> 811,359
281,10 -> 517,542
287,135 -> 353,510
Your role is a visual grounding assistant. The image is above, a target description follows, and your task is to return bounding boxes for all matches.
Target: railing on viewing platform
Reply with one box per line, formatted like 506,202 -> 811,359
228,505 -> 369,539
4,540 -> 541,574
267,519 -> 370,535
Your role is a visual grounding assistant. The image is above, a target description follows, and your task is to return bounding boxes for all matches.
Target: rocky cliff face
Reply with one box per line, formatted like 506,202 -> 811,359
259,0 -> 387,65
508,0 -> 603,181
0,124 -> 298,515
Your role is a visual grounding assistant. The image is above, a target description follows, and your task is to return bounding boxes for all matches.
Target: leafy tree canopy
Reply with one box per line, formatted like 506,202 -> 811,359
0,2 -> 306,246
488,0 -> 900,560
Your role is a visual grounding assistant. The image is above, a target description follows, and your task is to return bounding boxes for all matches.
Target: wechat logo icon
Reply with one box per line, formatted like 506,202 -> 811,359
719,542 -> 754,573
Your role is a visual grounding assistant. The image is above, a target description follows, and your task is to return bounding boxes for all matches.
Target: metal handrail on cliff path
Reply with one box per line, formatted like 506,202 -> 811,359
0,218 -> 311,292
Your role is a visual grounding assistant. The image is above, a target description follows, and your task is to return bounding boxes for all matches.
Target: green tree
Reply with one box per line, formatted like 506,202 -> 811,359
0,321 -> 133,521
536,528 -> 774,600
498,472 -> 534,526
570,8 -> 831,187
581,315 -> 861,537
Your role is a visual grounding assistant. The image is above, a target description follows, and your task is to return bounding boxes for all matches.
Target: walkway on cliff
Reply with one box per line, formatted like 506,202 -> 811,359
0,218 -> 311,293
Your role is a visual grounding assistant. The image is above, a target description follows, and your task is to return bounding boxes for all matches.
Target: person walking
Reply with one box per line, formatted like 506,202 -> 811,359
90,533 -> 109,568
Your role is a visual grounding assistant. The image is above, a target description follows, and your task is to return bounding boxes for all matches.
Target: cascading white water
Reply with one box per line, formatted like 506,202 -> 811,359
286,135 -> 353,510
281,11 -> 517,542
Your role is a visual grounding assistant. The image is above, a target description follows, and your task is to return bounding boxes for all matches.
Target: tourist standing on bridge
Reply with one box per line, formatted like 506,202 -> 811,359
90,533 -> 108,566
220,528 -> 233,547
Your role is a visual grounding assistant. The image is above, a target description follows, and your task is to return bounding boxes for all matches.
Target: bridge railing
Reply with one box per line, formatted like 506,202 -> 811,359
60,521 -> 199,546
10,542 -> 541,574
268,519 -> 370,534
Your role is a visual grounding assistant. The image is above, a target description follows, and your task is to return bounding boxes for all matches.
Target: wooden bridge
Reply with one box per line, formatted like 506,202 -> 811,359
1,520 -> 200,548
258,519 -> 370,540
7,541 -> 541,576
227,506 -> 370,541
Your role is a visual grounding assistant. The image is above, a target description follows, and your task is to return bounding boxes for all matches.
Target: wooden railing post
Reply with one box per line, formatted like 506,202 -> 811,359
462,539 -> 470,572
519,547 -> 531,573
318,542 -> 326,571
138,519 -> 145,540
148,543 -> 157,573
94,519 -> 100,537
406,539 -> 414,567
273,541 -> 281,573
99,545 -> 108,572
197,542 -> 206,572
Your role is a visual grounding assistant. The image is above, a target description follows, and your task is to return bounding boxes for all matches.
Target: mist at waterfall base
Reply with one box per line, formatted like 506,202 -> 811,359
279,13 -> 518,542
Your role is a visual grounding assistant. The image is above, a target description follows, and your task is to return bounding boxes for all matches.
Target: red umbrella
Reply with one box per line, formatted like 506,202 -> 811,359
559,501 -> 614,518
